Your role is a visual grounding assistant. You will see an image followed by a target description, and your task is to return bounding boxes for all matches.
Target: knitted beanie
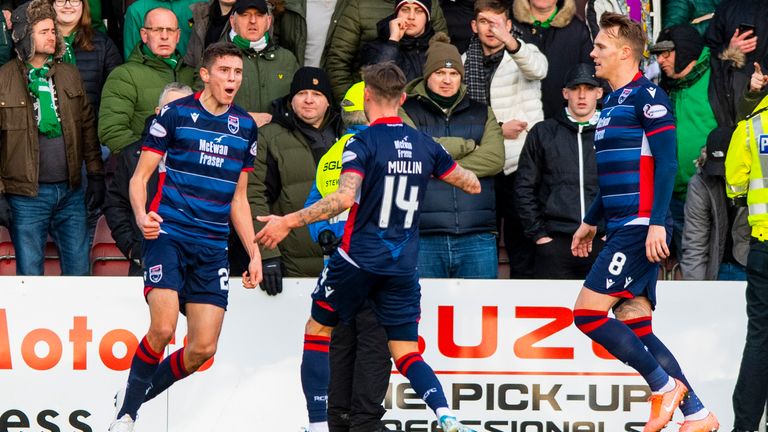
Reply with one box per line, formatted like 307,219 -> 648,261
395,0 -> 431,20
423,32 -> 464,79
290,66 -> 334,104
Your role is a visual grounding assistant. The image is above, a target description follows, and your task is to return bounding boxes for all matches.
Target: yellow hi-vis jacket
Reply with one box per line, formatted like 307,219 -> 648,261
726,95 -> 768,241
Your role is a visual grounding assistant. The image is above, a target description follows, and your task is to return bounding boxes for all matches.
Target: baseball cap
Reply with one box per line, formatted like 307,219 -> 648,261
703,127 -> 731,177
341,81 -> 365,113
649,39 -> 675,54
564,63 -> 599,88
233,0 -> 268,14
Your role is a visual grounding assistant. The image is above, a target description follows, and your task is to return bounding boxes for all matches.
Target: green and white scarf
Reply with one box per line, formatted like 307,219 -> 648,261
230,28 -> 268,52
62,33 -> 76,64
27,57 -> 62,138
141,43 -> 179,69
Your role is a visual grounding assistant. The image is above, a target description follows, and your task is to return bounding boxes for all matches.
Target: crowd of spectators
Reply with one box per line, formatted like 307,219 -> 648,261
0,0 -> 760,284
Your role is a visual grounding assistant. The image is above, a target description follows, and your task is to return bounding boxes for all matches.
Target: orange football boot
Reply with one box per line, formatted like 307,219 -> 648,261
678,412 -> 719,432
643,378 -> 688,432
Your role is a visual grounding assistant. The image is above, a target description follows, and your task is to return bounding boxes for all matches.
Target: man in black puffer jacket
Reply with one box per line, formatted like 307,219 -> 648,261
400,33 -> 504,279
514,63 -> 603,279
360,0 -> 434,84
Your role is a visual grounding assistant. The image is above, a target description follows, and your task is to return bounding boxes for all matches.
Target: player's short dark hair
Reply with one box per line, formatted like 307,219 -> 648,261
474,0 -> 508,18
361,62 -> 406,104
201,42 -> 243,71
599,12 -> 646,62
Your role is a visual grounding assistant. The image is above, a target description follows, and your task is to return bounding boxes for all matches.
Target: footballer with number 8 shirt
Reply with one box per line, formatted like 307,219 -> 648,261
570,13 -> 718,432
256,62 -> 481,432
109,42 -> 263,432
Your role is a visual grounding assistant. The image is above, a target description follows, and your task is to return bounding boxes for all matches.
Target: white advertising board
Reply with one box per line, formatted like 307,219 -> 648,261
0,277 -> 746,431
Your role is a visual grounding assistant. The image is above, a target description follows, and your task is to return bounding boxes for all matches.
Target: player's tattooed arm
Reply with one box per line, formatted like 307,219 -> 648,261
441,165 -> 481,194
255,172 -> 361,249
295,172 -> 362,226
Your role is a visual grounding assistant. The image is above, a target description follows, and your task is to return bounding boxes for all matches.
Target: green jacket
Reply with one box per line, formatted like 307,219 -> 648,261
273,0 -> 312,66
122,0 -> 207,60
247,97 -> 343,277
663,0 -> 720,35
226,34 -> 299,113
88,0 -> 106,33
98,44 -> 195,153
666,47 -> 718,200
323,0 -> 447,102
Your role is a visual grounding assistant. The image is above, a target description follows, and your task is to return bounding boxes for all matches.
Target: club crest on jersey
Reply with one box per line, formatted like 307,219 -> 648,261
618,88 -> 632,104
228,115 -> 239,134
643,104 -> 668,119
149,119 -> 167,137
250,141 -> 258,156
149,264 -> 163,283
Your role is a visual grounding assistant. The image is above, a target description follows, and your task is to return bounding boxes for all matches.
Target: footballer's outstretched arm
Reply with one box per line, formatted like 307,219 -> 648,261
441,164 -> 481,194
255,172 -> 362,249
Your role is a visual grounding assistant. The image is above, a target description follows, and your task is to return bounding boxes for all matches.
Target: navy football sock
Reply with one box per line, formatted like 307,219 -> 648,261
301,334 -> 330,423
144,347 -> 190,402
119,336 -> 163,420
573,309 -> 670,391
623,317 -> 705,415
395,352 -> 449,413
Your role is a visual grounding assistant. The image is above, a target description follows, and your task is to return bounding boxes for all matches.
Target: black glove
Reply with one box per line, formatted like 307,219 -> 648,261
318,230 -> 341,256
260,257 -> 283,296
85,174 -> 106,211
0,194 -> 11,228
127,242 -> 143,266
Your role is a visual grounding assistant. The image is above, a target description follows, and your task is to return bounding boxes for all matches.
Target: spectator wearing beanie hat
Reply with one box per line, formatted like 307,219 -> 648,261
360,0 -> 435,83
650,24 -> 718,261
399,32 -> 505,279
324,0 -> 448,102
247,66 -> 345,295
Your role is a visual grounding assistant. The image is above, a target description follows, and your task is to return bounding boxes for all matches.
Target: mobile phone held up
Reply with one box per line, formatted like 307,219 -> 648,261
739,23 -> 756,37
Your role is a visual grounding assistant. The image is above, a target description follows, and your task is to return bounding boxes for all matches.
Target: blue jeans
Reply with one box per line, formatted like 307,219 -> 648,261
417,233 -> 498,279
7,183 -> 89,275
718,262 -> 747,281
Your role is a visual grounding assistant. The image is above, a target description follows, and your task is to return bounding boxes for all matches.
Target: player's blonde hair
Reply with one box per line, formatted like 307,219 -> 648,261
599,13 -> 646,63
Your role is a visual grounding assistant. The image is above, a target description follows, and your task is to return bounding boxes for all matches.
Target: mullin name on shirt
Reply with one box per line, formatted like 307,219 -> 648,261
390,136 -> 422,174
198,136 -> 229,168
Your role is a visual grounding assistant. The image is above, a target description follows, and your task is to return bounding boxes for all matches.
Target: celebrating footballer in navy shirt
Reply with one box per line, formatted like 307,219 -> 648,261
109,42 -> 263,432
570,14 -> 719,432
256,63 -> 481,432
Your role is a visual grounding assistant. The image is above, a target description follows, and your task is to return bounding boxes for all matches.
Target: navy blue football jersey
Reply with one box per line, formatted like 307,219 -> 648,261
338,117 -> 456,275
143,93 -> 257,248
589,72 -> 677,231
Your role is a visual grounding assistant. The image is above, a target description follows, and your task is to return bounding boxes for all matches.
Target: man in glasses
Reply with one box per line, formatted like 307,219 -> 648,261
98,7 -> 195,154
649,24 -> 718,265
122,0 -> 203,60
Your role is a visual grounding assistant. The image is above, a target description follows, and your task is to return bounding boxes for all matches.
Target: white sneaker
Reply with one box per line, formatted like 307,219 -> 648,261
439,415 -> 476,432
108,414 -> 135,432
